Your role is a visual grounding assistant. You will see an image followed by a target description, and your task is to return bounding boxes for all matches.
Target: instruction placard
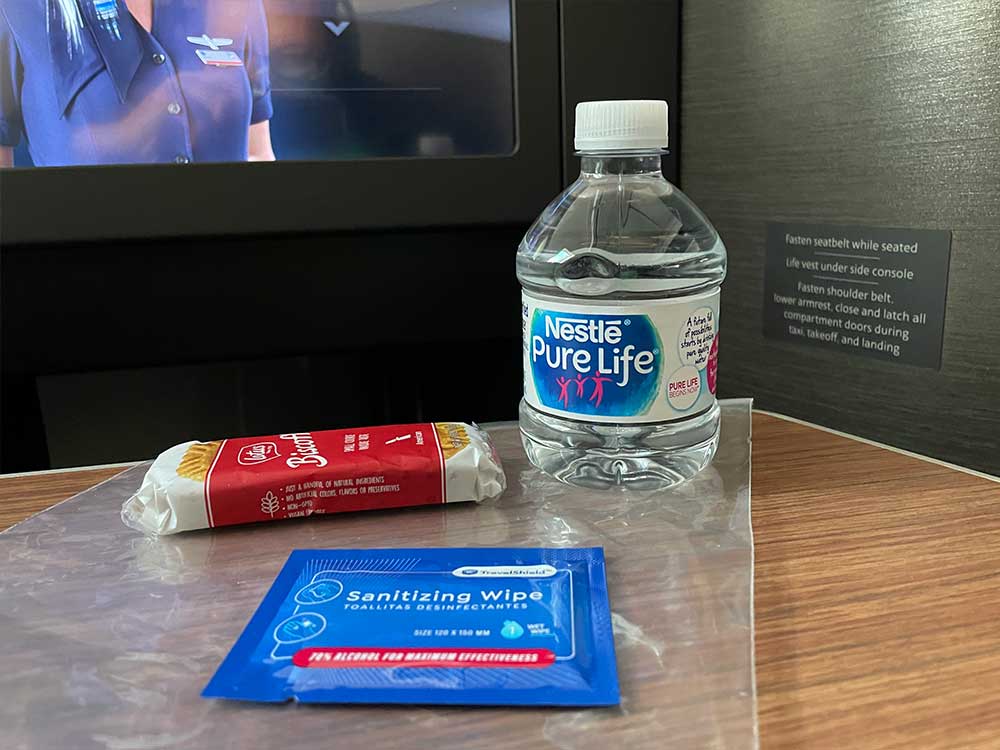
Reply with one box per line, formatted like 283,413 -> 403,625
763,222 -> 951,368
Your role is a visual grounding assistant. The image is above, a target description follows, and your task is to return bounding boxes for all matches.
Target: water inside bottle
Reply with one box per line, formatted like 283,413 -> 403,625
518,153 -> 727,489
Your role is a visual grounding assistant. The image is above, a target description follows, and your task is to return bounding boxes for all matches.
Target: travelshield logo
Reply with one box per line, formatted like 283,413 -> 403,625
529,310 -> 662,417
452,565 -> 558,578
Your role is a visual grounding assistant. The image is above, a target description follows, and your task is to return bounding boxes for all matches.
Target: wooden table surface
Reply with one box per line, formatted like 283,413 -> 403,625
2,412 -> 999,749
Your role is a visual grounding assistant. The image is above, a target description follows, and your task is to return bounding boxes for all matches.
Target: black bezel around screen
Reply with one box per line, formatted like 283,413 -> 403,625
0,1 -> 561,245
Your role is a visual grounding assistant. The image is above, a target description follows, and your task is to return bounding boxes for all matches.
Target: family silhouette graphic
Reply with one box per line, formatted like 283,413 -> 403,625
554,373 -> 616,408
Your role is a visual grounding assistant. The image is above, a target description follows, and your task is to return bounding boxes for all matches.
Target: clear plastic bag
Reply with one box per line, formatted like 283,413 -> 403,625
0,399 -> 756,749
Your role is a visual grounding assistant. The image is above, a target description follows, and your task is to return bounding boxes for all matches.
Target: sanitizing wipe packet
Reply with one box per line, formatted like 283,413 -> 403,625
203,548 -> 620,706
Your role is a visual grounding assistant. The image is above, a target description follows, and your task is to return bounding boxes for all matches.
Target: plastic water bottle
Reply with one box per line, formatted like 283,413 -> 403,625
518,100 -> 727,489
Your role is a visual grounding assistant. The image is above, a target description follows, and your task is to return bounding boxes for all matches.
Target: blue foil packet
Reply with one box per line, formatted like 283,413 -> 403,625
203,548 -> 620,706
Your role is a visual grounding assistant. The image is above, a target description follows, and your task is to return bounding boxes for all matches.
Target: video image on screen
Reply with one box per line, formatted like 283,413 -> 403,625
0,0 -> 515,168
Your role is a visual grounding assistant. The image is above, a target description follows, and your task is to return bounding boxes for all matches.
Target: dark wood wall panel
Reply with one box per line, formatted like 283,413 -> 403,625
680,0 -> 1000,473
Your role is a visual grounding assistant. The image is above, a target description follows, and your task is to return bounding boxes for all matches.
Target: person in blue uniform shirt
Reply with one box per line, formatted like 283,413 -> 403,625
0,0 -> 275,167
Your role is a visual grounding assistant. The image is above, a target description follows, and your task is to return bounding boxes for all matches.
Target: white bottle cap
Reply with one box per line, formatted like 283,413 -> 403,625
574,100 -> 668,152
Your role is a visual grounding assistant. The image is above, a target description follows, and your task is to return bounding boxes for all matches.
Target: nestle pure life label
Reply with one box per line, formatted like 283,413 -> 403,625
522,290 -> 719,424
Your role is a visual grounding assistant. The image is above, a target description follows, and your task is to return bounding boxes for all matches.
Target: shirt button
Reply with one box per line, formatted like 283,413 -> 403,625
174,155 -> 190,164
151,52 -> 166,65
167,102 -> 182,115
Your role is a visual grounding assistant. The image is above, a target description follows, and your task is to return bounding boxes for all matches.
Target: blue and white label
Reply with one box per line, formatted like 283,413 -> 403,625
522,290 -> 720,423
